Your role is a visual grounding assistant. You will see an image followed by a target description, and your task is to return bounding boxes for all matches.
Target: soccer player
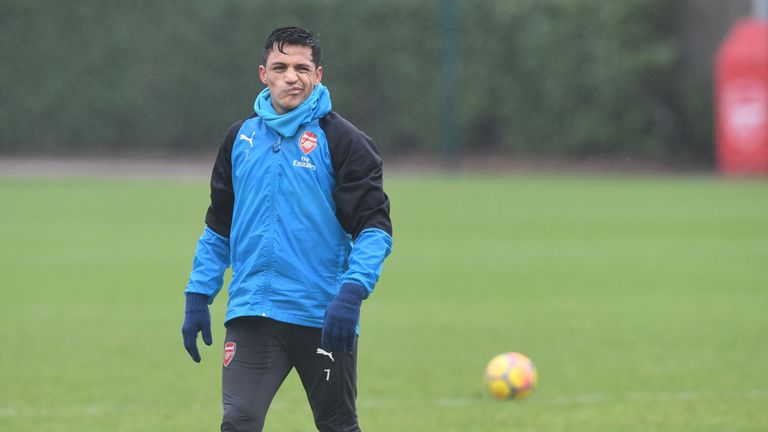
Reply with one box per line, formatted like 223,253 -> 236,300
181,26 -> 393,432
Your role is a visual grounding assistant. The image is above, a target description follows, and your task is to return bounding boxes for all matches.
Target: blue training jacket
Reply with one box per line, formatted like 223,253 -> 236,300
185,85 -> 392,328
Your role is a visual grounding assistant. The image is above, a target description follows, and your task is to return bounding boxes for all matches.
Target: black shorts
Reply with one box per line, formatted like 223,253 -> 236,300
220,316 -> 360,432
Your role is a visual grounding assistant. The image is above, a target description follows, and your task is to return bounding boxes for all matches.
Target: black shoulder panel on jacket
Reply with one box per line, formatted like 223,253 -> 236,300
204,113 -> 257,238
320,112 -> 392,239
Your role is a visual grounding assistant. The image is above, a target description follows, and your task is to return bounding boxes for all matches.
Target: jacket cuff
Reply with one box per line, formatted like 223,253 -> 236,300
337,283 -> 366,306
185,292 -> 209,311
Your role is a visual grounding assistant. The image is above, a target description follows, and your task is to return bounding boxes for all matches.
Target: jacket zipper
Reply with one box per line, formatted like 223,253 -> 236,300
263,136 -> 283,316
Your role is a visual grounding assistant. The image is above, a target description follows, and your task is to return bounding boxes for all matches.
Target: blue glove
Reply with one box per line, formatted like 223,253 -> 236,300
182,293 -> 212,363
321,283 -> 366,352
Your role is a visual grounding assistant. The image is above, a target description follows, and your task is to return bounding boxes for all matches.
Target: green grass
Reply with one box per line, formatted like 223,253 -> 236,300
1,174 -> 767,431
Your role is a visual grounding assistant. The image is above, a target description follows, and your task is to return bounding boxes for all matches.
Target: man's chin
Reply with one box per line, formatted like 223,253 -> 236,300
275,99 -> 302,114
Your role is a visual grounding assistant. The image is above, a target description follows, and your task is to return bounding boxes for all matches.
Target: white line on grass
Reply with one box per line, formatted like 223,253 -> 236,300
3,390 -> 766,417
0,404 -> 106,418
549,388 -> 768,406
372,388 -> 768,409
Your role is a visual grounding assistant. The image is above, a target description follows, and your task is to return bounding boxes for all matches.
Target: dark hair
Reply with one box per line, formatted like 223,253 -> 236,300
262,26 -> 323,68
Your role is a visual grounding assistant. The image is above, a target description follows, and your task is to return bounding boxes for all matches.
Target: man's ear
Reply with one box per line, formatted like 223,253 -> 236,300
259,65 -> 267,85
315,66 -> 323,84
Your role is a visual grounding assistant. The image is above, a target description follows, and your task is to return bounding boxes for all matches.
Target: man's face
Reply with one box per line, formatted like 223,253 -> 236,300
259,43 -> 322,114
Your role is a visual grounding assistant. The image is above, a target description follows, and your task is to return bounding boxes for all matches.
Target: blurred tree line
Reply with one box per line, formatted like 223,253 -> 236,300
1,0 -> 709,163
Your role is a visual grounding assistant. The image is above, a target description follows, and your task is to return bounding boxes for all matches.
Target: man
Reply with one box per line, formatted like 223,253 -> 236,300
181,26 -> 392,432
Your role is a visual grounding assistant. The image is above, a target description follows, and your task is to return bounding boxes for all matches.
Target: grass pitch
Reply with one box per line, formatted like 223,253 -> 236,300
1,173 -> 767,431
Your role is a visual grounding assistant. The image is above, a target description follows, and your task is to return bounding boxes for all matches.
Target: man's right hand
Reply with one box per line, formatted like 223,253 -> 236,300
182,293 -> 213,363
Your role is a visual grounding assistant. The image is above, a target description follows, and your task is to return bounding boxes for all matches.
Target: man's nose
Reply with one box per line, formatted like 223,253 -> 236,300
285,67 -> 298,82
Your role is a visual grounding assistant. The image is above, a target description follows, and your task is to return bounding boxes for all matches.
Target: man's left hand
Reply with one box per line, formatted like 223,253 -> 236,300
321,283 -> 366,352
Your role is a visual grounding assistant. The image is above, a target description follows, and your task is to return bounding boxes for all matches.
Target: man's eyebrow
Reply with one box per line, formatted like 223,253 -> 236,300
269,61 -> 314,69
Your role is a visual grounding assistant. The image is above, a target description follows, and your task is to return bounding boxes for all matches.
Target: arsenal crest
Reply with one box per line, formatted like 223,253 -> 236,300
299,131 -> 318,154
223,342 -> 236,367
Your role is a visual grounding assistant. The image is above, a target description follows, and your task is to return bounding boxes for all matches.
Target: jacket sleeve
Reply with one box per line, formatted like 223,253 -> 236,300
323,113 -> 393,297
184,227 -> 230,301
184,118 -> 247,301
204,118 -> 247,238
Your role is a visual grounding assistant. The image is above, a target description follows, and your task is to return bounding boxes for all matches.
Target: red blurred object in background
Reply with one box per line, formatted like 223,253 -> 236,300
715,18 -> 768,175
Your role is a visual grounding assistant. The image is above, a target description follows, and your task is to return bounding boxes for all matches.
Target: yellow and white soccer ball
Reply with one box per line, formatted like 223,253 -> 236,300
484,352 -> 537,400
